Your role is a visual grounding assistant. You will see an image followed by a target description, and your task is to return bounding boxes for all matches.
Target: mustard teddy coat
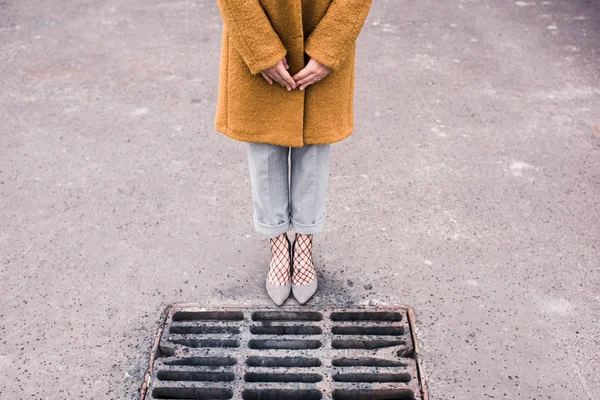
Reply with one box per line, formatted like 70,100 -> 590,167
214,0 -> 373,147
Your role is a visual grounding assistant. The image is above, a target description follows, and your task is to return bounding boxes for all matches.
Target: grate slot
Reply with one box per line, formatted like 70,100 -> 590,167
173,311 -> 244,321
252,311 -> 323,321
249,320 -> 329,328
169,325 -> 241,335
330,312 -> 403,322
162,357 -> 237,367
332,358 -> 409,367
250,325 -> 322,335
244,372 -> 323,383
152,386 -> 233,399
241,389 -> 322,400
332,326 -> 405,336
170,339 -> 239,348
246,356 -> 322,368
333,372 -> 412,383
332,388 -> 415,399
248,339 -> 322,350
333,366 -> 413,375
332,339 -> 406,350
157,370 -> 235,382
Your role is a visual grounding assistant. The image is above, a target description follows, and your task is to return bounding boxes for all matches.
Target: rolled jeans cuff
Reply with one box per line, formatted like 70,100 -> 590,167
291,211 -> 327,235
253,216 -> 291,238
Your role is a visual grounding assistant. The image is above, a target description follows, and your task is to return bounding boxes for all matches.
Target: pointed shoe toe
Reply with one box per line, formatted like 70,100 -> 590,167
265,280 -> 291,306
292,277 -> 318,305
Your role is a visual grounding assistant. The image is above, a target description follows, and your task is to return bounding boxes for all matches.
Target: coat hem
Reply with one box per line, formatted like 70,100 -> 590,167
304,128 -> 353,146
214,121 -> 353,147
215,121 -> 304,147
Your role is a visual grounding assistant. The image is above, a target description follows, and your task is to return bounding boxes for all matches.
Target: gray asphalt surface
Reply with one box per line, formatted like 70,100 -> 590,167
1,0 -> 599,399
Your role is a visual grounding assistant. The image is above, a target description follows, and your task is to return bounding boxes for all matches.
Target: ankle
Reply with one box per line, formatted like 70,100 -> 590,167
291,233 -> 316,285
267,232 -> 291,285
293,234 -> 313,258
270,232 -> 288,249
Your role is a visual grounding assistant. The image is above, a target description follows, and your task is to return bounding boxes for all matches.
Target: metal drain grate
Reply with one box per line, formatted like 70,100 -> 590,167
141,304 -> 427,400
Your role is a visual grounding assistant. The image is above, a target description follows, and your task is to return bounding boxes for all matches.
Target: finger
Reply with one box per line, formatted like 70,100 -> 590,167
292,66 -> 313,82
295,72 -> 318,86
277,65 -> 296,90
300,76 -> 322,91
283,57 -> 289,69
299,81 -> 312,91
266,70 -> 283,86
270,70 -> 289,89
264,71 -> 277,85
261,71 -> 273,84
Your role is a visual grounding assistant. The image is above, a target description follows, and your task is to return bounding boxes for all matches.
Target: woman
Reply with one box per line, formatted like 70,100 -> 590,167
215,0 -> 373,306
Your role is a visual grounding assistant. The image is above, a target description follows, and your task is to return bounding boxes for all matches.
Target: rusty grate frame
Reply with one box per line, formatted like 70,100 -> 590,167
141,303 -> 428,400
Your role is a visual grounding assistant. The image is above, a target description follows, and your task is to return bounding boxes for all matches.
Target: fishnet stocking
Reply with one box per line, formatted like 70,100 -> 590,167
266,233 -> 291,285
292,233 -> 316,285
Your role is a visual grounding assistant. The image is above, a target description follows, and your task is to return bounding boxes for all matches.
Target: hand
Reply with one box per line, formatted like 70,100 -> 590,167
260,56 -> 297,91
292,58 -> 332,91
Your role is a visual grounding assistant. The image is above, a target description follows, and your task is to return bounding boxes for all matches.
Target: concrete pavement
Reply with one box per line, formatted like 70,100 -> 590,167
1,0 -> 598,398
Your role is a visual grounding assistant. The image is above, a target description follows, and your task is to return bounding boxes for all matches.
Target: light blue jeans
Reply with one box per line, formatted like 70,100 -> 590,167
246,143 -> 331,238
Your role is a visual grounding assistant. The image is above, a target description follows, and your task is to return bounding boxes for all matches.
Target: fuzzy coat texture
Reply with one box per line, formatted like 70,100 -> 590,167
215,0 -> 373,147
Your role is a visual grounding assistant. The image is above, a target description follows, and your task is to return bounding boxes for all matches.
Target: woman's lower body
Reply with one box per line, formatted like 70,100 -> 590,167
246,142 -> 331,305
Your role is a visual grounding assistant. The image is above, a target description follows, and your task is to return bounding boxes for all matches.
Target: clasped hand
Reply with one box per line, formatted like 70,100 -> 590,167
260,56 -> 331,91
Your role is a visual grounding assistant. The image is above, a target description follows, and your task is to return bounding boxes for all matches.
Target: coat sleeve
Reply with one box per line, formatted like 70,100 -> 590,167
304,0 -> 373,71
216,0 -> 287,75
